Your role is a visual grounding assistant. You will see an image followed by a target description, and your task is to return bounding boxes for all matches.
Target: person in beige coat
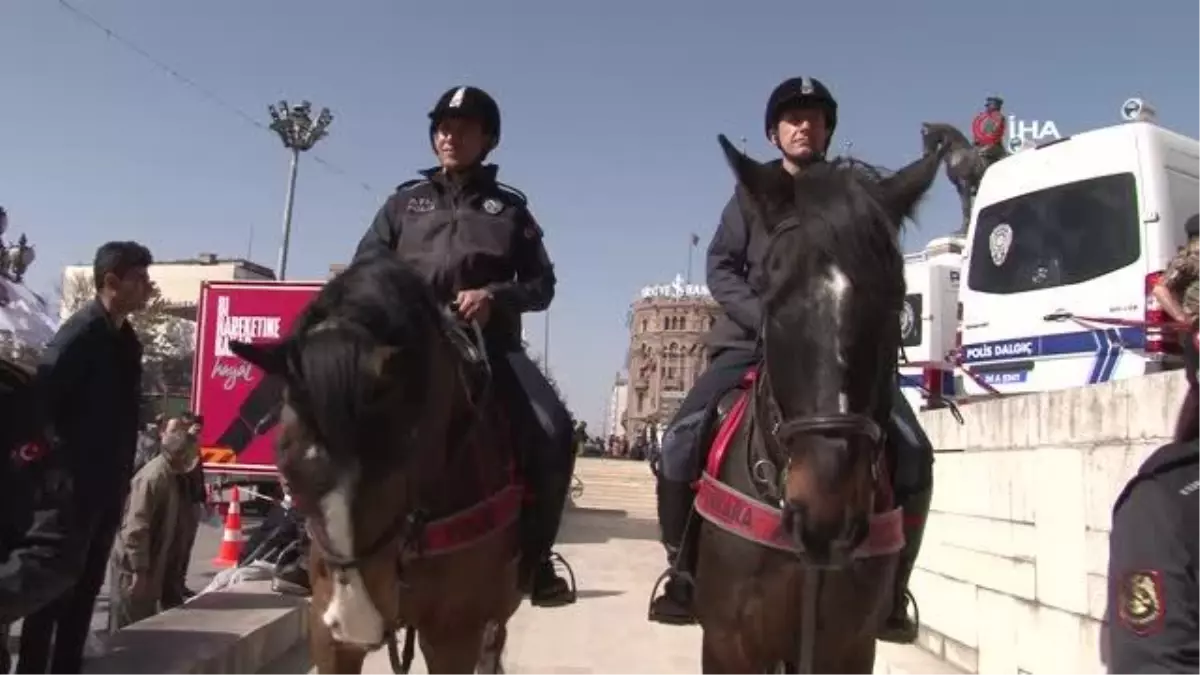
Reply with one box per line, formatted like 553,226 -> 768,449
106,418 -> 199,631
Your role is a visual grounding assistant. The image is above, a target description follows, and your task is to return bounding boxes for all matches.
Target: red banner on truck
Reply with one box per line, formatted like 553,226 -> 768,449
191,280 -> 322,474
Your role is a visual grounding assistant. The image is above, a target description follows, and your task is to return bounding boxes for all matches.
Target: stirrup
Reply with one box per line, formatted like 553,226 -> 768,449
534,551 -> 577,606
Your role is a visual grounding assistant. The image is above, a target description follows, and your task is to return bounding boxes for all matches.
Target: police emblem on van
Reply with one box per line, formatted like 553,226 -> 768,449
901,293 -> 923,347
989,223 -> 1013,266
483,198 -> 504,215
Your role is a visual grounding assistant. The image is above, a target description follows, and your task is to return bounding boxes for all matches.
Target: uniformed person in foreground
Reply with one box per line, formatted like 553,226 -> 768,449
351,85 -> 576,607
1105,428 -> 1198,670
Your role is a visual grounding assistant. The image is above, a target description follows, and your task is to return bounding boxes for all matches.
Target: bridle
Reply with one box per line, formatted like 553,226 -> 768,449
294,310 -> 487,581
747,319 -> 885,502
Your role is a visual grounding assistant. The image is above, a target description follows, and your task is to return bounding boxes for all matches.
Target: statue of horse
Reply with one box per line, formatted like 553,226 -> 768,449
683,134 -> 944,672
920,121 -> 1007,235
231,257 -> 523,674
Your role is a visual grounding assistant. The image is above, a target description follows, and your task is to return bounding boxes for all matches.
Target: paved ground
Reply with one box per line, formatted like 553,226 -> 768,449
7,513 -> 251,658
359,507 -> 703,674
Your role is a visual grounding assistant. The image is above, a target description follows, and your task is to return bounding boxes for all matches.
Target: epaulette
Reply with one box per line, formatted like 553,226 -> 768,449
496,181 -> 528,207
395,178 -> 429,194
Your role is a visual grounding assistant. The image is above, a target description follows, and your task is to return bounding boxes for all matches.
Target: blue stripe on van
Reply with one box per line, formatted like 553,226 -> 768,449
960,327 -> 1145,385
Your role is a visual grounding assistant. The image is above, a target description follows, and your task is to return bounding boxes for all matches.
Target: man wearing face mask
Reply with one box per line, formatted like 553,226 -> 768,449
351,85 -> 575,608
648,77 -> 935,645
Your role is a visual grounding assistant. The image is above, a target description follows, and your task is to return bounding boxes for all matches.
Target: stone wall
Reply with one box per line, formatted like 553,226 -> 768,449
910,371 -> 1188,674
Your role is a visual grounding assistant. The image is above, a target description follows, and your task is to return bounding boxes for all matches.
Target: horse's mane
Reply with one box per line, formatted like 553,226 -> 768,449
762,157 -> 914,424
922,122 -> 971,148
286,254 -> 443,471
764,157 -> 907,308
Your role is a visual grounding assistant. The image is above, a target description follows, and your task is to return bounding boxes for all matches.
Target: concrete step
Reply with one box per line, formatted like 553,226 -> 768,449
873,643 -> 967,674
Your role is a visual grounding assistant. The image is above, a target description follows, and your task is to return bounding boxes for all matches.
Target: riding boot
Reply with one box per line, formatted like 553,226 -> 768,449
521,435 -> 577,608
648,478 -> 697,625
878,486 -> 932,644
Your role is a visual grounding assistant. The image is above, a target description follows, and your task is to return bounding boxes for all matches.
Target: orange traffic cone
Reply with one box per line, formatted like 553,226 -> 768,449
212,485 -> 244,567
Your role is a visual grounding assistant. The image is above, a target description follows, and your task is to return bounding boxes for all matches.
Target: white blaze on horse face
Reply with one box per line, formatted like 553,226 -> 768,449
824,264 -> 851,414
319,475 -> 386,646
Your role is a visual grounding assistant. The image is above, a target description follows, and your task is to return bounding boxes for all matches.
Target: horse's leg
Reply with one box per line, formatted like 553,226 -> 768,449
419,625 -> 488,674
474,620 -> 508,674
309,611 -> 367,674
701,628 -> 758,674
957,182 -> 973,233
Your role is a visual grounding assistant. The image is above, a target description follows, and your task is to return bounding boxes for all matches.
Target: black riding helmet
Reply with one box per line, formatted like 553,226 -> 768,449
428,85 -> 502,152
764,77 -> 838,153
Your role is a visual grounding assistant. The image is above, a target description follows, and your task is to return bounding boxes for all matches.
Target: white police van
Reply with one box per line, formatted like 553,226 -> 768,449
959,98 -> 1199,396
898,236 -> 964,411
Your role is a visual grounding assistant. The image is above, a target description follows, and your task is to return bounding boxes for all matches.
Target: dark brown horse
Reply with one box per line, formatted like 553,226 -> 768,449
920,121 -> 1006,234
231,256 -> 523,673
685,135 -> 943,672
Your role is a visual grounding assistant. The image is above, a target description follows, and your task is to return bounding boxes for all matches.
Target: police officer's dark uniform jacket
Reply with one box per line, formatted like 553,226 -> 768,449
353,164 -> 554,352
706,175 -> 777,353
1106,439 -> 1199,673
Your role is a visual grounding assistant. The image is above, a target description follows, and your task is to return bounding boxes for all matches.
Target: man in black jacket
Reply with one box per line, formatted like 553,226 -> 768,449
351,85 -> 575,607
648,77 -> 935,646
1105,438 -> 1198,673
17,241 -> 152,674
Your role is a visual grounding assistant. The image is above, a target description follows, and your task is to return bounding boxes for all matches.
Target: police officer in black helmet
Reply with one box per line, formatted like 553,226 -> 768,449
648,77 -> 935,645
352,85 -> 576,607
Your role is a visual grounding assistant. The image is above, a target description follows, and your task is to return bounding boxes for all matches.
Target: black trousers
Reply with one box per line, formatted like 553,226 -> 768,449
17,494 -> 123,674
658,347 -> 758,482
494,351 -> 575,558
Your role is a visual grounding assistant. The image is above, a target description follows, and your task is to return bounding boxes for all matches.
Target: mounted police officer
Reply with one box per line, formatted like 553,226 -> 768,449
1105,436 -> 1198,672
351,85 -> 575,607
647,77 -> 935,645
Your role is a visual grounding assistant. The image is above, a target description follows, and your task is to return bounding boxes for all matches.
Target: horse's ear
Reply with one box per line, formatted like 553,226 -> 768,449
718,134 -> 791,215
879,150 -> 943,227
230,340 -> 288,376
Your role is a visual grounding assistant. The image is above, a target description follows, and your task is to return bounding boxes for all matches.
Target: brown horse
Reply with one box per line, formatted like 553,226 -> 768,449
920,121 -> 1006,235
231,256 -> 523,674
682,135 -> 944,672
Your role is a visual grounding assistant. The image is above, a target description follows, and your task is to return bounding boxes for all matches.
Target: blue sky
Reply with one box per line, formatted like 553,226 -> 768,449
2,0 -> 1196,428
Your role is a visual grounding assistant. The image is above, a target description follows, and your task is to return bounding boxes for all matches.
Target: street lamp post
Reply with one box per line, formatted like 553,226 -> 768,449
267,100 -> 333,281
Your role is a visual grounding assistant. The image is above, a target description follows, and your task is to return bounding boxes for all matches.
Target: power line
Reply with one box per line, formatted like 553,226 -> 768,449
54,0 -> 376,194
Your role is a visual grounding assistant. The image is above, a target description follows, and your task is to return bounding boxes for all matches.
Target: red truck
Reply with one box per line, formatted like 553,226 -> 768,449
190,280 -> 322,511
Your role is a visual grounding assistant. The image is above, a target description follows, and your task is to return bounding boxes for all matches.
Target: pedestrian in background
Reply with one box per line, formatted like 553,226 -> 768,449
163,413 -> 206,605
107,417 -> 200,630
17,241 -> 152,674
1151,213 -> 1199,442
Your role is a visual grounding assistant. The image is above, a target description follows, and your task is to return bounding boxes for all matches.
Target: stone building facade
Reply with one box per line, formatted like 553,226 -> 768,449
624,274 -> 721,442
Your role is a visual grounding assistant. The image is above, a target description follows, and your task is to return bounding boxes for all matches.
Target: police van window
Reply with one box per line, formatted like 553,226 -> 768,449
967,172 -> 1140,294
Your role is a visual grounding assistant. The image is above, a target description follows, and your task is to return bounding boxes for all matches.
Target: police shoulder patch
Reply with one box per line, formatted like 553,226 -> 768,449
1118,569 -> 1165,635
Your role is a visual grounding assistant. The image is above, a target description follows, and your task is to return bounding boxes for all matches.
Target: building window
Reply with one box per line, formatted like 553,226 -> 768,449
641,319 -> 648,333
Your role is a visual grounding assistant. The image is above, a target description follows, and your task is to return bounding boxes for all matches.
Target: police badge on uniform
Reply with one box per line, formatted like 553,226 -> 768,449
989,223 -> 1013,266
407,197 -> 435,213
482,198 -> 504,215
1118,569 -> 1164,635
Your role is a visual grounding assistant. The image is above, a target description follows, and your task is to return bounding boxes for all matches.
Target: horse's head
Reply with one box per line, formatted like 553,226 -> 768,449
231,257 -> 453,649
717,134 -> 939,565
